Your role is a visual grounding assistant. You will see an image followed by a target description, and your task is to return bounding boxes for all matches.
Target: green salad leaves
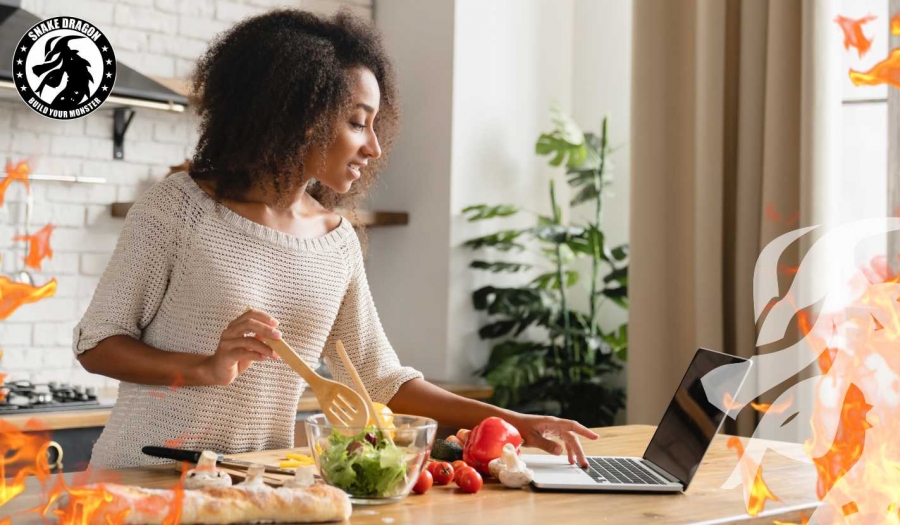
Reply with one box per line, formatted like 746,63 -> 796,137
319,428 -> 408,498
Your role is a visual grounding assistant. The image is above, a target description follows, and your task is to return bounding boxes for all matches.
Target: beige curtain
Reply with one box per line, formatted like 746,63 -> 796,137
626,0 -> 841,435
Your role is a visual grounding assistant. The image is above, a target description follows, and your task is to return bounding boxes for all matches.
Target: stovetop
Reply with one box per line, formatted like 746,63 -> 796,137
0,380 -> 105,414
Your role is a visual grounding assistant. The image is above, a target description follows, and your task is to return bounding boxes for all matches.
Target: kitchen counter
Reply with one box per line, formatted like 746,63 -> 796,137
0,382 -> 493,431
2,425 -> 821,524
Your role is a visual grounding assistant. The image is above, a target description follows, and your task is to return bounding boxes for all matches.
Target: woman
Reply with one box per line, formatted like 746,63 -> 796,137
75,8 -> 596,469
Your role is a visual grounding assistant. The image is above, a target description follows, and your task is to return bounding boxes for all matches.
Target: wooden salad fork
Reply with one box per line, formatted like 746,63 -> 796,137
264,336 -> 370,427
247,308 -> 370,427
334,340 -> 394,445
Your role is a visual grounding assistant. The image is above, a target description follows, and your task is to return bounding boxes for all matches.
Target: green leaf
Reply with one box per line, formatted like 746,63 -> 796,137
535,106 -> 588,169
570,183 -> 601,207
530,270 -> 579,290
469,260 -> 533,273
610,244 -> 629,261
603,267 -> 628,286
462,204 -> 520,221
532,225 -> 585,244
479,320 -> 519,339
462,229 -> 526,251
599,286 -> 628,308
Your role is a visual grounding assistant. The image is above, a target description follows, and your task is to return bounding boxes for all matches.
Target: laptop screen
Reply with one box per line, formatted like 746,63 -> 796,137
642,348 -> 750,489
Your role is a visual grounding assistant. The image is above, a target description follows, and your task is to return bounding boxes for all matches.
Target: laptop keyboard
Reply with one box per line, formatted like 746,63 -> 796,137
586,457 -> 666,485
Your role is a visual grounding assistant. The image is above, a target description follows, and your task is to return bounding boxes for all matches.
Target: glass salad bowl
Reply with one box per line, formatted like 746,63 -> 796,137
305,413 -> 438,505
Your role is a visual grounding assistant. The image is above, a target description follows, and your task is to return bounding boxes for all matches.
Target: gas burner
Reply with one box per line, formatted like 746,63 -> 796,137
0,380 -> 101,414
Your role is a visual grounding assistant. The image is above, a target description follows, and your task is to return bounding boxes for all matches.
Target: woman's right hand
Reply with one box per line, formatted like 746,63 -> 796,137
201,308 -> 282,386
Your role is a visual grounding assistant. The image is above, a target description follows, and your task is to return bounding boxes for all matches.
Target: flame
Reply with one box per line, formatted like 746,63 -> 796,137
810,384 -> 872,500
795,256 -> 900,522
849,47 -> 900,89
0,348 -> 6,403
0,160 -> 31,207
766,202 -> 782,223
834,14 -> 878,58
773,512 -> 809,525
0,276 -> 56,320
12,224 -> 55,271
728,436 -> 780,516
0,419 -> 52,511
892,12 -> 900,35
751,394 -> 794,414
723,392 -> 746,411
150,373 -> 186,401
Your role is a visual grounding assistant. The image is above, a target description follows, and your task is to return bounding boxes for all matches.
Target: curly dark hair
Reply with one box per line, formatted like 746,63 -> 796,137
187,8 -> 400,248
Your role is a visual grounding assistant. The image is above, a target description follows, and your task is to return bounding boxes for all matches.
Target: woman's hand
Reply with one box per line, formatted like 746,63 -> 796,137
201,308 -> 282,386
507,413 -> 599,468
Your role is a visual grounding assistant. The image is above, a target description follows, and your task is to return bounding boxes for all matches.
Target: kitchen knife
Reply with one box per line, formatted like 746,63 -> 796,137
142,446 -> 299,476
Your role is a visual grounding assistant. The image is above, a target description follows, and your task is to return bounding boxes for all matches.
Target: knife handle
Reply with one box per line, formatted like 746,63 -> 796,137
142,446 -> 203,464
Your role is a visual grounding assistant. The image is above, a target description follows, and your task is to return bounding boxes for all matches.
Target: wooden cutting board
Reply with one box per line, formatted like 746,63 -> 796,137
175,447 -> 315,487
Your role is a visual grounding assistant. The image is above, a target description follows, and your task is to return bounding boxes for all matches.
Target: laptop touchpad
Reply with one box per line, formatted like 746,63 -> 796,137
521,454 -> 593,483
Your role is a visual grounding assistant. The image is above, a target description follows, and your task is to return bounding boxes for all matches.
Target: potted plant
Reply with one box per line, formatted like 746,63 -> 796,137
462,106 -> 627,427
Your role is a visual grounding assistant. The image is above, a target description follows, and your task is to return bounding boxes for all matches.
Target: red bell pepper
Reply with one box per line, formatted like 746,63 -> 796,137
462,417 -> 523,476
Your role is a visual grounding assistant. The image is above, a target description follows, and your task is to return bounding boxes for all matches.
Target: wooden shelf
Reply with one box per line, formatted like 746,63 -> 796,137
111,202 -> 408,227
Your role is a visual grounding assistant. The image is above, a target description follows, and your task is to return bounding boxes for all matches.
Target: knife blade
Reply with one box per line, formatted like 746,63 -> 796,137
141,446 -> 299,476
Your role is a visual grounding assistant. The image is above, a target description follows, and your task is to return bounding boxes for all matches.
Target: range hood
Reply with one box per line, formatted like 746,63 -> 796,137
0,1 -> 189,112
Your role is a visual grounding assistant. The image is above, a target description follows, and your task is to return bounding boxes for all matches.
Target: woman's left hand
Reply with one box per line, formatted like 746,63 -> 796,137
507,414 -> 599,468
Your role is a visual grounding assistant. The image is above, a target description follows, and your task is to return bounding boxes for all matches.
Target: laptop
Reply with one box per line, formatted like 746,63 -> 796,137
526,347 -> 752,493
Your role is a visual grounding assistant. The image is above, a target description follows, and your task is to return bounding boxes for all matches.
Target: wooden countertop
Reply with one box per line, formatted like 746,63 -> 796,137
0,382 -> 493,431
1,425 -> 820,524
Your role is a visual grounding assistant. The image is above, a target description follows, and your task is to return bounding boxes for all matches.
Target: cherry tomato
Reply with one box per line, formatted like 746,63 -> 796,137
451,460 -> 467,481
456,467 -> 483,494
431,461 -> 455,485
413,469 -> 433,494
425,461 -> 440,476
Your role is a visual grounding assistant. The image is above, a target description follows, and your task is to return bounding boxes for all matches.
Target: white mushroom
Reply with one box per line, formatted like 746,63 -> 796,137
487,443 -> 534,489
184,450 -> 232,489
238,464 -> 267,487
283,465 -> 317,488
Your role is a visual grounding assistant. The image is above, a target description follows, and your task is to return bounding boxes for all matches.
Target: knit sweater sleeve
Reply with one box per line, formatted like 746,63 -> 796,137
72,183 -> 180,355
322,230 -> 423,405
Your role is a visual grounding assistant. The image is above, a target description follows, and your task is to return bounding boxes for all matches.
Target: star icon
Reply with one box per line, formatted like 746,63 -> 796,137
106,72 -> 112,78
105,59 -> 111,65
16,72 -> 22,78
16,59 -> 22,65
102,46 -> 108,52
20,45 -> 27,52
19,84 -> 26,91
101,85 -> 108,91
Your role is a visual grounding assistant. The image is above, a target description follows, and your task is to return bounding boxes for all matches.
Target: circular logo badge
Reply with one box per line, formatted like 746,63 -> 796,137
11,16 -> 116,120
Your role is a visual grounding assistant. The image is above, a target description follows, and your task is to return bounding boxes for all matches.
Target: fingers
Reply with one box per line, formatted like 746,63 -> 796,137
232,307 -> 279,329
220,336 -> 279,360
527,432 -> 564,456
561,431 -> 588,468
566,419 -> 599,440
223,318 -> 282,343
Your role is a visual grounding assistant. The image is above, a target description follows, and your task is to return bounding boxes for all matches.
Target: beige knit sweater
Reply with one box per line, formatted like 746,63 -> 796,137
73,172 -> 423,469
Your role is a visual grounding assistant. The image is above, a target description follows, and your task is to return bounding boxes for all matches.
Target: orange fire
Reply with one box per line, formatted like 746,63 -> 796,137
12,224 -> 55,271
849,47 -> 900,90
796,257 -> 900,523
0,159 -> 32,207
728,436 -> 780,516
1,418 -> 190,524
0,348 -> 6,403
773,512 -> 810,525
0,276 -> 56,320
0,419 -> 52,511
810,384 -> 872,500
750,394 -> 794,414
892,12 -> 900,36
834,14 -> 878,58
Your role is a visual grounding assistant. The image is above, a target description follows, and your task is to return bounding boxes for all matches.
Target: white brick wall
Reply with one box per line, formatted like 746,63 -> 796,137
1,0 -> 371,389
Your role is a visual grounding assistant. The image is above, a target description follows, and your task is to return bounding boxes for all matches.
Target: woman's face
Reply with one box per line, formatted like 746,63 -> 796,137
304,67 -> 382,194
